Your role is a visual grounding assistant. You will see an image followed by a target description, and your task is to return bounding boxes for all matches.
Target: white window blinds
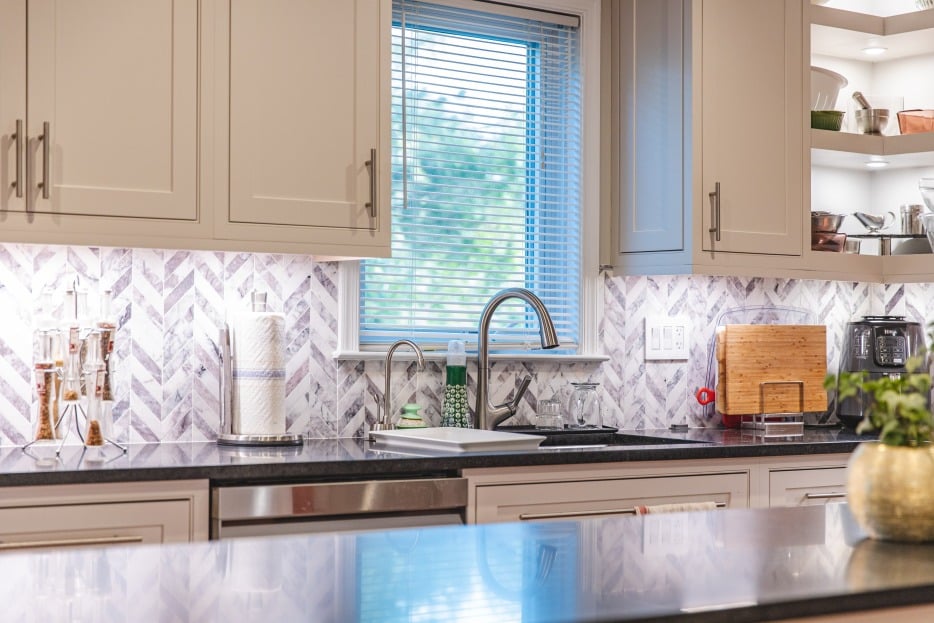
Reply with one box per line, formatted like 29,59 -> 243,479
360,0 -> 582,352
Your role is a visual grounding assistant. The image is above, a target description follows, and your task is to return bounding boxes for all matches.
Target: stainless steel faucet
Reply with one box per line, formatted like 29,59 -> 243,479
475,288 -> 560,430
372,339 -> 426,433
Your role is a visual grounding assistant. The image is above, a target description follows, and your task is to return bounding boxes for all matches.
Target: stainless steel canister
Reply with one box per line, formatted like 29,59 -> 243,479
900,204 -> 925,235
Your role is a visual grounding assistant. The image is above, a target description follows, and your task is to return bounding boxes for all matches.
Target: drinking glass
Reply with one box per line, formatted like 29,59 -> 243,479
567,382 -> 601,428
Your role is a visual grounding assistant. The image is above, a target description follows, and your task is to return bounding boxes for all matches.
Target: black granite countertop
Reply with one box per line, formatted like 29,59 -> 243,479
4,503 -> 933,622
2,427 -> 870,487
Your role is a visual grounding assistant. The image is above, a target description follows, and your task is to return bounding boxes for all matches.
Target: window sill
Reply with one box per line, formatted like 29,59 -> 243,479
333,350 -> 609,364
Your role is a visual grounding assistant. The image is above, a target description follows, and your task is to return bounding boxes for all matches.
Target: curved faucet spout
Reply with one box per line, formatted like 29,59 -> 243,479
373,339 -> 426,433
475,288 -> 559,431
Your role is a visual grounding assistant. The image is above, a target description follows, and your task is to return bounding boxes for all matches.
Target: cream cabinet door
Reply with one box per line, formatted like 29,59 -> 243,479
25,0 -> 199,221
0,500 -> 192,551
0,0 -> 26,215
219,0 -> 390,254
698,0 -> 803,256
0,479 -> 209,551
769,468 -> 848,507
474,472 -> 748,524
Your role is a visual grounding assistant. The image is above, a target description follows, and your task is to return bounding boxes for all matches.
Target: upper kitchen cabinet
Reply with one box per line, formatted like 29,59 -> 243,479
0,0 -> 212,247
210,0 -> 391,258
809,1 -> 934,283
606,0 -> 808,277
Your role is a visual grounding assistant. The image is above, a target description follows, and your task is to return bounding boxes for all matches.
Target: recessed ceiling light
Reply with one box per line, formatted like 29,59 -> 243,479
865,158 -> 889,169
861,45 -> 888,56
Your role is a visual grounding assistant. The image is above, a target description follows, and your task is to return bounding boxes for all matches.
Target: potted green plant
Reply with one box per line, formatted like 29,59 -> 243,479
826,355 -> 934,542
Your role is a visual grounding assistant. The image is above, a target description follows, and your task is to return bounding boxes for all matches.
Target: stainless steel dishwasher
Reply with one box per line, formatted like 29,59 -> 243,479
211,477 -> 468,539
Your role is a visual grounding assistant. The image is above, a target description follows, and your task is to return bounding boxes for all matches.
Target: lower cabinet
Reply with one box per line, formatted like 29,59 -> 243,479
767,467 -> 848,508
464,455 -> 851,524
0,480 -> 209,552
464,461 -> 751,524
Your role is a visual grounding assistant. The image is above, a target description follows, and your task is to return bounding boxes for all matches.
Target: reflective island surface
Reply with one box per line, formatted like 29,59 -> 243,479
4,504 -> 934,622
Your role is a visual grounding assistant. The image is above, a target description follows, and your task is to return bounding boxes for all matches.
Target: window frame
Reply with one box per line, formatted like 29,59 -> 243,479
336,0 -> 603,362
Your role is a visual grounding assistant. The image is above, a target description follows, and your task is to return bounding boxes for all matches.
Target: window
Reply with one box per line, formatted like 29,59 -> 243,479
338,0 -> 601,358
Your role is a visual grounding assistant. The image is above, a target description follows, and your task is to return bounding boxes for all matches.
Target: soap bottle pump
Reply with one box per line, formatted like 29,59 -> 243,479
441,340 -> 470,428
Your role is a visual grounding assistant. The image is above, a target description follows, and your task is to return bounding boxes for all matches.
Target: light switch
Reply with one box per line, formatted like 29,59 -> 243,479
645,316 -> 691,361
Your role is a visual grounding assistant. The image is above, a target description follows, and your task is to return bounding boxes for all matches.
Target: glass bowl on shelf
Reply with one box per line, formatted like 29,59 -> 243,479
920,178 -> 934,212
924,214 -> 934,251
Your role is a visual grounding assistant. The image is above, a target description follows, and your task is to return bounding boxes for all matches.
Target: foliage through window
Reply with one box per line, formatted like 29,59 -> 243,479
360,0 -> 582,352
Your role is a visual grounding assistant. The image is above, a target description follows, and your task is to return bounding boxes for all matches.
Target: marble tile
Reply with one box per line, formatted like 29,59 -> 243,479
3,240 -> 934,445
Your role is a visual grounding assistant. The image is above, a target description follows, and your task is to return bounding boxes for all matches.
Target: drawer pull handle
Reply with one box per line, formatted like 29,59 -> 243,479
804,492 -> 846,500
12,119 -> 24,198
0,535 -> 144,551
365,148 -> 377,218
518,502 -> 726,521
708,181 -> 721,242
39,121 -> 51,199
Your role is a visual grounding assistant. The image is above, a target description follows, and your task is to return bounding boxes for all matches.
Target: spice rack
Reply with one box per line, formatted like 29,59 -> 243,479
23,280 -> 126,458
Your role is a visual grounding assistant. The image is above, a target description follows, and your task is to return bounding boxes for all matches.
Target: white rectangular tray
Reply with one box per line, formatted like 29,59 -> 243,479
369,427 -> 546,453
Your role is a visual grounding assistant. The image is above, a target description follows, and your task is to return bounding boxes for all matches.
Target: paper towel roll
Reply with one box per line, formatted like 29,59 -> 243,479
231,311 -> 286,435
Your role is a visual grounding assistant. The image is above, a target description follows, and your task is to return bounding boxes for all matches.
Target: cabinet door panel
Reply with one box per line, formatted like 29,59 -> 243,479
227,0 -> 377,231
616,0 -> 685,254
769,468 -> 848,507
0,0 -> 26,215
26,0 -> 198,220
0,500 -> 193,550
475,473 -> 748,524
700,0 -> 803,255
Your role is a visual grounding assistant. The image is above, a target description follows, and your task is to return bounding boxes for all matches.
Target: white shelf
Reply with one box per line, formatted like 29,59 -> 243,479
811,6 -> 934,60
811,130 -> 934,169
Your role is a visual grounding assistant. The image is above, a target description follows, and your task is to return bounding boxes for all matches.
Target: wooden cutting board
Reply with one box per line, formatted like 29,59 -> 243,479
715,324 -> 828,415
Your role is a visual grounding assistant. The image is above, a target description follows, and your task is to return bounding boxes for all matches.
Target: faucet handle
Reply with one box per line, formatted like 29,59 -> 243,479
505,375 -> 532,414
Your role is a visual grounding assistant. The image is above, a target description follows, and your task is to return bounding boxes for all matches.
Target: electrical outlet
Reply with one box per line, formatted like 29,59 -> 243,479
645,316 -> 691,361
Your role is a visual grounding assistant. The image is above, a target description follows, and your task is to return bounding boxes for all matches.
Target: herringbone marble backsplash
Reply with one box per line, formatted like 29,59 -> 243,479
0,244 -> 929,445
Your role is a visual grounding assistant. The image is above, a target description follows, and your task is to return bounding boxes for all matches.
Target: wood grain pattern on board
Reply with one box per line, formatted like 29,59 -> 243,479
716,325 -> 828,416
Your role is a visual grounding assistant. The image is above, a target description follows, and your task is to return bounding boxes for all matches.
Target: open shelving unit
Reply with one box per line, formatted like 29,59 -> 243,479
807,1 -> 934,279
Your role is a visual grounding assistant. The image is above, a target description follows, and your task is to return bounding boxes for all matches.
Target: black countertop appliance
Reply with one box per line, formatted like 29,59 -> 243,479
836,315 -> 927,429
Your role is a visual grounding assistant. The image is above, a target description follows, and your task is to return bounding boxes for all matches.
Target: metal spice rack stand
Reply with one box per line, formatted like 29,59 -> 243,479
22,280 -> 127,458
740,380 -> 805,439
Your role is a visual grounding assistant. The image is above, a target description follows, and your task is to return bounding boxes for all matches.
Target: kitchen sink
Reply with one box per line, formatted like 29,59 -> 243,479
495,426 -> 709,447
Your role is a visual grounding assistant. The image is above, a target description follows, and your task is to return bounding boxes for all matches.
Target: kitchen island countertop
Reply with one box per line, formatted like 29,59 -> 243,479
2,427 -> 870,487
3,502 -> 933,622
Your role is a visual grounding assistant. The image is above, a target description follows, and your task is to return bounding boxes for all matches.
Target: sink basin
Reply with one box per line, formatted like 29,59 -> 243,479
496,426 -> 707,447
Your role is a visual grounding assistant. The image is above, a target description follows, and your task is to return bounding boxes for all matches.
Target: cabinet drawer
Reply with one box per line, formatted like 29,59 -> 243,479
475,472 -> 748,524
0,500 -> 192,552
769,468 -> 848,507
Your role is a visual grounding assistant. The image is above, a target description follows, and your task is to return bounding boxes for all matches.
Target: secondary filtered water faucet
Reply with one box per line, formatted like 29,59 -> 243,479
372,339 -> 426,433
475,288 -> 560,431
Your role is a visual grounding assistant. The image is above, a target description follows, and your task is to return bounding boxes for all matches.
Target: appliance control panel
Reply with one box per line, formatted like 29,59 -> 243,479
874,329 -> 907,366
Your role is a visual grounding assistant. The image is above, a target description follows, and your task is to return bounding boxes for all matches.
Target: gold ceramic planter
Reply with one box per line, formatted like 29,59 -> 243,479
847,442 -> 934,542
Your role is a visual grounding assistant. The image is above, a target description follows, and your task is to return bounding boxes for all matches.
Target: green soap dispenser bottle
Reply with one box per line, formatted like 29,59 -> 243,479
441,340 -> 470,427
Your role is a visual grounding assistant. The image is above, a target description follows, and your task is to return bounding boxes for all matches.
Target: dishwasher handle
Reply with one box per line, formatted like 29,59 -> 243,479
213,477 -> 468,521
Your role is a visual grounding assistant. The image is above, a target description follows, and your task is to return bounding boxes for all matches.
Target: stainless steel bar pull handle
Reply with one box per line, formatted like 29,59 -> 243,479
708,181 -> 721,242
804,492 -> 846,500
365,148 -> 377,218
518,502 -> 726,520
0,535 -> 144,551
12,119 -> 24,198
39,121 -> 50,199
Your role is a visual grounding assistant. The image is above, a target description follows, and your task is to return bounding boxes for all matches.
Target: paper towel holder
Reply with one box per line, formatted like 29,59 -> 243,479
217,326 -> 303,447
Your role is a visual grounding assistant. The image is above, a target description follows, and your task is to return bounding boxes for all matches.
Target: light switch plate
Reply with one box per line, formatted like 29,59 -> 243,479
645,316 -> 691,361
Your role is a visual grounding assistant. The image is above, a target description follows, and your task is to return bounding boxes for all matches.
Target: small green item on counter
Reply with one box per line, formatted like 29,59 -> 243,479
396,403 -> 427,429
441,340 -> 471,428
